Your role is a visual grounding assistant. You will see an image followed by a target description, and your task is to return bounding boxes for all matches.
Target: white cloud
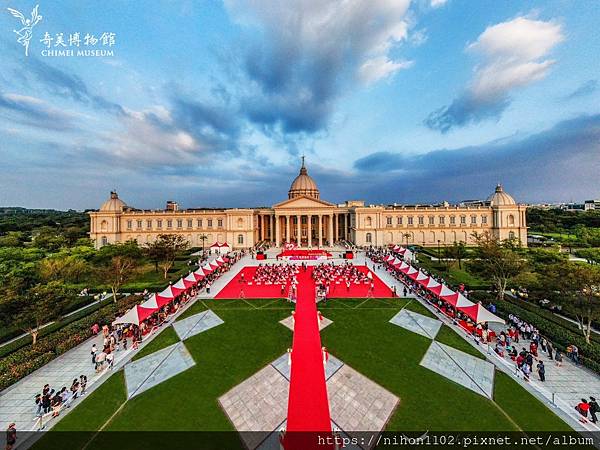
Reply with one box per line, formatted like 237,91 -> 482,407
467,17 -> 564,101
359,56 -> 414,84
430,0 -> 448,8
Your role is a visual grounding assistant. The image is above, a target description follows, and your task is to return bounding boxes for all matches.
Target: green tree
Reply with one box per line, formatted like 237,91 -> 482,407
5,282 -> 74,345
549,263 -> 600,344
143,234 -> 188,279
97,255 -> 139,302
577,248 -> 600,265
469,232 -> 527,301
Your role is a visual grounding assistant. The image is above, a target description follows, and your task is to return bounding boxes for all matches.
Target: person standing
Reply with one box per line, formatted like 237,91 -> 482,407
589,397 -> 599,424
5,423 -> 16,450
547,342 -> 554,361
91,344 -> 98,369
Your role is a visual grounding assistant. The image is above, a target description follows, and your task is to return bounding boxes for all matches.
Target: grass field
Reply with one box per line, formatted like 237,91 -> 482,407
35,297 -> 571,450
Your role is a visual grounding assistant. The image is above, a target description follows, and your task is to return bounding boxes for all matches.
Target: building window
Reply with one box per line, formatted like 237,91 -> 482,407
408,216 -> 413,225
366,232 -> 372,243
508,214 -> 515,226
471,215 -> 477,224
439,215 -> 445,225
481,216 -> 487,224
218,219 -> 223,228
450,216 -> 456,225
101,236 -> 108,246
418,216 -> 424,225
237,218 -> 244,228
429,216 -> 435,225
238,234 -> 244,244
386,216 -> 392,226
208,219 -> 213,227
146,220 -> 152,229
177,219 -> 183,228
167,220 -> 173,228
197,219 -> 202,228
127,220 -> 132,229
397,216 -> 403,225
460,215 -> 466,225
509,231 -> 515,240
137,220 -> 142,229
187,219 -> 193,228
157,220 -> 163,229
366,216 -> 372,227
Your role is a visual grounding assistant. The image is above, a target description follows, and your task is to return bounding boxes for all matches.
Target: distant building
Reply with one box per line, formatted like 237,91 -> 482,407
584,199 -> 600,211
89,159 -> 527,249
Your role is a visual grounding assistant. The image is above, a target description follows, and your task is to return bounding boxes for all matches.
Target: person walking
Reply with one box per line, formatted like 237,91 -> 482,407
537,361 -> 546,382
5,423 -> 16,450
547,342 -> 554,361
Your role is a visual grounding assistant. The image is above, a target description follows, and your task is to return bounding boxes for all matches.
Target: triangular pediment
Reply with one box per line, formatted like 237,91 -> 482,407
273,195 -> 335,209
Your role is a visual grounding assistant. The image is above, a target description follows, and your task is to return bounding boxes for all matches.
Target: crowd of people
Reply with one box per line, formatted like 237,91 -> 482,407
32,375 -> 88,429
312,262 -> 374,298
250,263 -> 300,286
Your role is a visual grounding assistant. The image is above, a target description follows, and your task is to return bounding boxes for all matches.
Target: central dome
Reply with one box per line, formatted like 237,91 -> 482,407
288,157 -> 320,199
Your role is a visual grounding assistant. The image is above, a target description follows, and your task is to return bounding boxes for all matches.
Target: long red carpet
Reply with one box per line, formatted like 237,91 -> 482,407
215,265 -> 393,299
284,268 -> 332,449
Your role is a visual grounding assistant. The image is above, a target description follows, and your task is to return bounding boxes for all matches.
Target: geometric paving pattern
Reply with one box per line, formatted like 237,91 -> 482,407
328,365 -> 399,438
389,308 -> 442,339
124,342 -> 195,398
219,354 -> 398,450
172,309 -> 224,340
279,314 -> 333,332
420,342 -> 495,398
270,352 -> 344,381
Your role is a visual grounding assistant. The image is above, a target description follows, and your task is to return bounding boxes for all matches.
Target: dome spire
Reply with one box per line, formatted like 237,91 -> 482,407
288,156 -> 320,199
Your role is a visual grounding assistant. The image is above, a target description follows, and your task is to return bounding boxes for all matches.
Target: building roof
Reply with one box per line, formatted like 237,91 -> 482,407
288,157 -> 320,199
487,184 -> 516,206
100,191 -> 127,212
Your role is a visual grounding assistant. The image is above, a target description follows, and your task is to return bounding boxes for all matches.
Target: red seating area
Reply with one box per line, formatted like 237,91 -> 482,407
215,265 -> 394,299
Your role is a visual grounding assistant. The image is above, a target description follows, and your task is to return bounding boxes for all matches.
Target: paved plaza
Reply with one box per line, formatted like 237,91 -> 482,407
220,353 -> 397,450
279,314 -> 333,332
421,341 -> 495,398
124,342 -> 196,398
172,309 -> 224,340
389,308 -> 442,339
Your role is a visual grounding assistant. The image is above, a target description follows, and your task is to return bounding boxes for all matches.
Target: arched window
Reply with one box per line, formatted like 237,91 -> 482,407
237,234 -> 244,244
366,232 -> 372,243
101,236 -> 108,246
508,214 -> 515,226
237,218 -> 244,228
366,216 -> 372,227
100,220 -> 108,231
509,231 -> 515,240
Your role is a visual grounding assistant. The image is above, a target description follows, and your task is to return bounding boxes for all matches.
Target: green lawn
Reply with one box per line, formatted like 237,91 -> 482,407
131,325 -> 180,361
35,297 -> 571,449
435,324 -> 485,359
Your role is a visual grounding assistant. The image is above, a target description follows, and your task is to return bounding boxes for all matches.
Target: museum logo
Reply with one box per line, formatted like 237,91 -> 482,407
6,4 -> 117,58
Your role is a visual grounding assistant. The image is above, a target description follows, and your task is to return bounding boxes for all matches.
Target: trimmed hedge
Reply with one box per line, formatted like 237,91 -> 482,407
490,297 -> 600,374
0,295 -> 141,392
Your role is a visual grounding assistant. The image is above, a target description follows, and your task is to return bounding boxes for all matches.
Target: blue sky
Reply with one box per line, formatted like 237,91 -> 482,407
0,0 -> 598,210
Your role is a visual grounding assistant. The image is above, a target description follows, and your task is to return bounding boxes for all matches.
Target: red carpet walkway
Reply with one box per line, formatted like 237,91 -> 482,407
284,268 -> 333,449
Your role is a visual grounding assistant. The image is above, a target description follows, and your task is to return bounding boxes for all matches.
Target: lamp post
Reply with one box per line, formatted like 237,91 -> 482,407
437,239 -> 441,267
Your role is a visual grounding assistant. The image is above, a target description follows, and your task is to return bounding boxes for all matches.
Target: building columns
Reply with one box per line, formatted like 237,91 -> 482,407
318,214 -> 323,247
307,214 -> 312,248
285,215 -> 290,243
296,215 -> 301,246
328,214 -> 334,246
275,215 -> 281,246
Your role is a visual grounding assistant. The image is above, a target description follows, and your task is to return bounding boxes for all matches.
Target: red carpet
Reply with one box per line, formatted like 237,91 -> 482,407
215,265 -> 394,299
215,267 -> 291,299
284,268 -> 333,449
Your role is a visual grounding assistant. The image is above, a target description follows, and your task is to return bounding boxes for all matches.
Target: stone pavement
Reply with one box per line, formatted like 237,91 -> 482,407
271,353 -> 344,381
421,342 -> 495,398
172,309 -> 224,340
0,330 -> 135,432
389,308 -> 442,339
279,314 -> 333,332
124,342 -> 195,398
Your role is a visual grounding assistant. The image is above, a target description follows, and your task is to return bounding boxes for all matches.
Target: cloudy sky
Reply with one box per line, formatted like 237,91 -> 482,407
0,0 -> 598,210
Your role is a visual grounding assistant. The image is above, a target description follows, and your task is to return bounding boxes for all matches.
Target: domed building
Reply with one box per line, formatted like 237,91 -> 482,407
100,191 -> 127,212
288,157 -> 320,199
89,159 -> 527,249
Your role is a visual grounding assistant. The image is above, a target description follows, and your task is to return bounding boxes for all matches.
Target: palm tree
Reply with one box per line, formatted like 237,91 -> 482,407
403,232 -> 411,248
199,234 -> 208,253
